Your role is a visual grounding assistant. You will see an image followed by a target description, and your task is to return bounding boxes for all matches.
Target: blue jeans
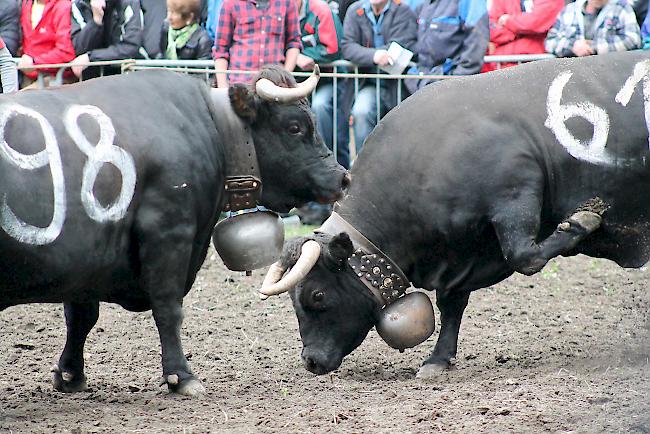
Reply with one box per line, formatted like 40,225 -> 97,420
350,85 -> 378,154
311,82 -> 350,169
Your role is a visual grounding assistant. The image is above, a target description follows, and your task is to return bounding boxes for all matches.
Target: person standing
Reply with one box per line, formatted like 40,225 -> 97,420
19,0 -> 76,88
0,37 -> 18,93
140,0 -> 169,59
642,0 -> 650,48
340,0 -> 417,153
161,0 -> 212,60
486,0 -> 564,69
0,0 -> 20,56
296,0 -> 346,166
70,0 -> 144,80
212,0 -> 303,87
294,0 -> 345,225
545,0 -> 640,56
404,0 -> 489,93
203,0 -> 224,40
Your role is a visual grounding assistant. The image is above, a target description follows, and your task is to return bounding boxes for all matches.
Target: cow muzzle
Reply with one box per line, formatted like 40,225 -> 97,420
301,347 -> 342,375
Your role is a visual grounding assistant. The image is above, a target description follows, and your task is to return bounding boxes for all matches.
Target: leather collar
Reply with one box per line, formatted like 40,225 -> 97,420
210,88 -> 262,212
316,211 -> 410,307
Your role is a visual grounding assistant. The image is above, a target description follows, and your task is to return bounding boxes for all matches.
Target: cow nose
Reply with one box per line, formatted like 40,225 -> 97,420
341,172 -> 352,193
302,354 -> 328,375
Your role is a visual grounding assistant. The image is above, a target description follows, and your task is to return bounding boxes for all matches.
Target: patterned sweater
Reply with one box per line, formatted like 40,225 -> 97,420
545,0 -> 640,57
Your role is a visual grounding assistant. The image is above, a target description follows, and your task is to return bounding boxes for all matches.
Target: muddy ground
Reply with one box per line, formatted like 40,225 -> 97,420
1,246 -> 649,433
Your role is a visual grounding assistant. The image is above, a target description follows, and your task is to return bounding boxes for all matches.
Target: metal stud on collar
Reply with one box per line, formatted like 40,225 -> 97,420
349,249 -> 407,305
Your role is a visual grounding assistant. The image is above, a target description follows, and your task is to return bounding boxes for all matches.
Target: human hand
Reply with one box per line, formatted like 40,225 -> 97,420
90,0 -> 106,24
296,53 -> 315,70
373,49 -> 393,66
18,54 -> 34,73
497,14 -> 510,26
71,53 -> 90,78
572,39 -> 594,57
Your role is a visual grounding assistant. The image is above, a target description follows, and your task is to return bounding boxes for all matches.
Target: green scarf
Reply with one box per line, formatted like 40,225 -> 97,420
166,23 -> 198,60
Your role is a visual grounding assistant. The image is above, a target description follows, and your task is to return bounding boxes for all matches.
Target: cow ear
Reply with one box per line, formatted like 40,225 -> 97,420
228,84 -> 259,123
327,232 -> 354,262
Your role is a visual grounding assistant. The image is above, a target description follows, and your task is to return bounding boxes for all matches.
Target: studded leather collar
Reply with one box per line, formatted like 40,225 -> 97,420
316,211 -> 411,307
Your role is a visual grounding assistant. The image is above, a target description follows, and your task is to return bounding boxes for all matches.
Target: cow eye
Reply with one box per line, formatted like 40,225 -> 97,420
312,290 -> 324,303
287,122 -> 301,135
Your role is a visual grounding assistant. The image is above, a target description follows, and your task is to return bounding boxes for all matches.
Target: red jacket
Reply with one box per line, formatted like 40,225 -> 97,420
487,0 -> 563,69
20,0 -> 75,78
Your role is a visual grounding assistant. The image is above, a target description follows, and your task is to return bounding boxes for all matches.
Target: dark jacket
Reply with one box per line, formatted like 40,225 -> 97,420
140,0 -> 167,59
341,0 -> 417,69
339,0 -> 417,122
71,0 -> 143,60
405,0 -> 488,93
0,0 -> 19,55
159,22 -> 213,60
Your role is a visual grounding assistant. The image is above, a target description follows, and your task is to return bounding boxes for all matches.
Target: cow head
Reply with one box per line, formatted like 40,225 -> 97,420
227,66 -> 349,212
260,233 -> 382,374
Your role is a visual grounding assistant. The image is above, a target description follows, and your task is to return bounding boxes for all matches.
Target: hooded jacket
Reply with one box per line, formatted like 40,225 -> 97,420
489,0 -> 564,63
20,0 -> 76,79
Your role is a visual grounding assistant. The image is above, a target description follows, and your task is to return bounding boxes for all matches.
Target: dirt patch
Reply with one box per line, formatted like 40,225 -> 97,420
1,249 -> 649,433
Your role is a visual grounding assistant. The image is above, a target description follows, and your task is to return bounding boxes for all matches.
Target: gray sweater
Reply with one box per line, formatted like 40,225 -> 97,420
0,45 -> 17,93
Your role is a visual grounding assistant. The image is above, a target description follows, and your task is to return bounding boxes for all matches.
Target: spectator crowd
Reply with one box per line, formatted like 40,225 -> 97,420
0,0 -> 647,222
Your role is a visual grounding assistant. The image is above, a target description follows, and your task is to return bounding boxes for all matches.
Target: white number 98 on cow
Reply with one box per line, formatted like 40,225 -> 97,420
0,103 -> 136,246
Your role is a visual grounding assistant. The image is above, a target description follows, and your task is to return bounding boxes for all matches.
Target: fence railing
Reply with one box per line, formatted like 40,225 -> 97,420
11,53 -> 555,164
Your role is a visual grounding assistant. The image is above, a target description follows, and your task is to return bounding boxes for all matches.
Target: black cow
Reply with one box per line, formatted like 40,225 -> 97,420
0,67 -> 348,395
260,51 -> 650,378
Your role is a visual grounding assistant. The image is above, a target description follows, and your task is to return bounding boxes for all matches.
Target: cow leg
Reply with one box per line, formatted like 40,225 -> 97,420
417,290 -> 470,380
52,301 -> 99,392
150,295 -> 205,396
493,203 -> 603,275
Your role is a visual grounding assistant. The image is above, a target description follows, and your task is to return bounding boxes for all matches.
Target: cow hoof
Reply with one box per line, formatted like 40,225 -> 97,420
161,374 -> 205,396
416,363 -> 448,380
568,211 -> 602,233
176,378 -> 205,396
51,364 -> 88,393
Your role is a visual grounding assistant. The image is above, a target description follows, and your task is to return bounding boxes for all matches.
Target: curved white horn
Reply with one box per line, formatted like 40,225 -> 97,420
255,65 -> 320,103
258,240 -> 321,297
258,262 -> 287,300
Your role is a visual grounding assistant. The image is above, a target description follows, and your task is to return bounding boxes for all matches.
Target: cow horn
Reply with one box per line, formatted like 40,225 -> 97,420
258,240 -> 321,298
255,65 -> 320,103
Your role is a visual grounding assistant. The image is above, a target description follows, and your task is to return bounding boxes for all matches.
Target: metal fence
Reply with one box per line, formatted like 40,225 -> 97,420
11,53 -> 555,164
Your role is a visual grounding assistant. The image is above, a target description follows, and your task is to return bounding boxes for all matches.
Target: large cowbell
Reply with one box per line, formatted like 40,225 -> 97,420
375,291 -> 436,352
213,207 -> 284,272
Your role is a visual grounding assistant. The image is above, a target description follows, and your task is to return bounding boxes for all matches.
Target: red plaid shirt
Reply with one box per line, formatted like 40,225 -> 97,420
213,0 -> 302,84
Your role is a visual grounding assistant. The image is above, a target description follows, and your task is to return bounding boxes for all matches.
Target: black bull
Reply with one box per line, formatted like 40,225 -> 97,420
273,51 -> 650,377
0,69 -> 348,394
